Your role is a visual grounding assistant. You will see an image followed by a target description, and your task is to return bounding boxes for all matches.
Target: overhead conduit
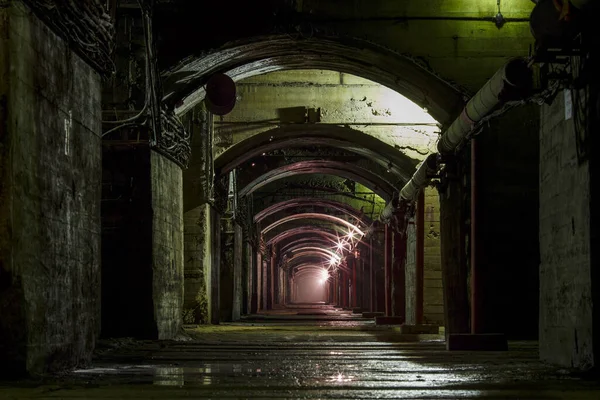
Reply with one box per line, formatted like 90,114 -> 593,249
379,57 -> 533,222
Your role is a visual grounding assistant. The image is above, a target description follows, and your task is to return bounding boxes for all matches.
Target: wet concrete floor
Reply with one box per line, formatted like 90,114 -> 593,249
2,304 -> 600,399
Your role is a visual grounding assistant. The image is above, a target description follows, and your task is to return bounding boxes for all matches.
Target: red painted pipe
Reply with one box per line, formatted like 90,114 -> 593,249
352,257 -> 357,308
369,238 -> 375,312
471,139 -> 482,334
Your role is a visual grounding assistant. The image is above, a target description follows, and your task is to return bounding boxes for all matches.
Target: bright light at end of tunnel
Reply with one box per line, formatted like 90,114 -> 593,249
319,269 -> 329,284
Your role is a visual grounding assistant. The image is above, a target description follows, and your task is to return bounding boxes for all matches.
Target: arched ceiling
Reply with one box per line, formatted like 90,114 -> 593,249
170,36 -> 460,288
215,125 -> 420,184
238,160 -> 395,201
254,198 -> 373,225
280,237 -> 336,255
266,226 -> 344,247
262,213 -> 365,236
162,35 -> 464,125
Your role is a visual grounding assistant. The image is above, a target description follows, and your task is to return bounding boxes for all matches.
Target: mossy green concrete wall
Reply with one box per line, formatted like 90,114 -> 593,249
151,151 -> 184,339
404,187 -> 443,326
183,204 -> 212,324
299,0 -> 534,93
423,187 -> 443,325
214,70 -> 438,162
0,0 -> 101,375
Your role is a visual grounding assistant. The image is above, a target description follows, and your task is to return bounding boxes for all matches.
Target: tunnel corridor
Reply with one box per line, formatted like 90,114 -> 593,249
1,0 -> 600,399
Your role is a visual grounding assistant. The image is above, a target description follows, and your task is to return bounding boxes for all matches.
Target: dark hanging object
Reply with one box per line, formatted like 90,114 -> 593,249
529,0 -> 584,46
205,73 -> 237,115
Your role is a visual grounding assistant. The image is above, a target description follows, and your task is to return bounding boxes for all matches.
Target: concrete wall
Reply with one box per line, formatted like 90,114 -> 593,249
183,204 -> 212,324
404,188 -> 443,326
539,90 -> 592,368
0,1 -> 101,374
214,70 -> 438,160
423,188 -> 443,325
150,151 -> 184,339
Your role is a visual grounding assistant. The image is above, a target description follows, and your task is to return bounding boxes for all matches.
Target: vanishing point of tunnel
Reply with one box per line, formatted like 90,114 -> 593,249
1,0 -> 600,399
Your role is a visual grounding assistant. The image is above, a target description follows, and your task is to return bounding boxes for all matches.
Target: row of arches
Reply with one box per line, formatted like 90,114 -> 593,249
173,37 -> 455,321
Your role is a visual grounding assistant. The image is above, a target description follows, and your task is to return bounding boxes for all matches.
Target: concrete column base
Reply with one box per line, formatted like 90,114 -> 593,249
400,324 -> 440,334
447,334 -> 508,351
362,312 -> 385,318
375,316 -> 405,325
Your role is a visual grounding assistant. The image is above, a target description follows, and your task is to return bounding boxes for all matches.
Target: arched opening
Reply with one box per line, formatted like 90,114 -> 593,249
4,0 -> 579,393
182,63 -> 447,331
162,35 -> 465,125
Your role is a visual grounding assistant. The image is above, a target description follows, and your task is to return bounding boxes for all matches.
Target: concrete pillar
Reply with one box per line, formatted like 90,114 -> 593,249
384,225 -> 393,316
101,146 -> 184,338
219,219 -> 242,322
0,1 -> 103,373
210,208 -> 221,324
183,204 -> 213,325
439,172 -> 469,336
416,192 -> 425,324
262,259 -> 268,310
232,224 -> 243,320
267,249 -> 275,310
243,241 -> 253,315
182,100 -> 215,323
252,251 -> 261,312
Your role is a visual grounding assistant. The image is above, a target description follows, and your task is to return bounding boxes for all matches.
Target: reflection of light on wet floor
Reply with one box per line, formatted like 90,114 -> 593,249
153,367 -> 184,386
153,366 -> 215,386
327,372 -> 354,383
73,367 -> 118,374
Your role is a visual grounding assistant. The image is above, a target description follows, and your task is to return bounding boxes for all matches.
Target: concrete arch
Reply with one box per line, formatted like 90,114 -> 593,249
280,237 -> 337,255
266,226 -> 343,247
162,35 -> 464,125
262,213 -> 366,236
239,160 -> 395,201
254,198 -> 373,225
215,125 -> 420,184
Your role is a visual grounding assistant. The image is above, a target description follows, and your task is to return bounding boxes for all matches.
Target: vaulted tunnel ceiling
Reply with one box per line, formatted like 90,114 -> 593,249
162,36 -> 465,125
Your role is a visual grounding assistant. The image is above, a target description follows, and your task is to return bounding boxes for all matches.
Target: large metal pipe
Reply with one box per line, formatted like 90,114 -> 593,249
399,154 -> 439,201
379,59 -> 532,227
379,195 -> 399,223
437,58 -> 532,154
